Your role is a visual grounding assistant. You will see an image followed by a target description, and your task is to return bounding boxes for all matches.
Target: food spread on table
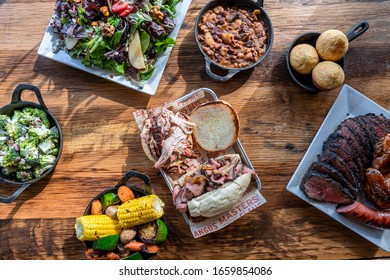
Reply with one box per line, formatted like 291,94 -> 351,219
2,0 -> 388,258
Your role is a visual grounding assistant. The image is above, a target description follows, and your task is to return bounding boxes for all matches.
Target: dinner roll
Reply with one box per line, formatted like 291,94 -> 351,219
190,100 -> 239,152
316,29 -> 349,61
312,61 -> 345,90
289,43 -> 320,74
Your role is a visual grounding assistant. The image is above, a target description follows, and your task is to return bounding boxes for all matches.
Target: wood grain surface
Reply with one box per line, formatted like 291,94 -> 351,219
0,0 -> 390,260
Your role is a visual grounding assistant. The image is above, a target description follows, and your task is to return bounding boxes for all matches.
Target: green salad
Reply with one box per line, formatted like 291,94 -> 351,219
50,0 -> 181,85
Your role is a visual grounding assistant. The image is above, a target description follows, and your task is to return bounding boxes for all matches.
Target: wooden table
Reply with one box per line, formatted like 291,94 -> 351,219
1,0 -> 389,260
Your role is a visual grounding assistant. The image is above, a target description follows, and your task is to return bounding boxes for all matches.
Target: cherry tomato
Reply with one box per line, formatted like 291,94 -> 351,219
111,1 -> 129,14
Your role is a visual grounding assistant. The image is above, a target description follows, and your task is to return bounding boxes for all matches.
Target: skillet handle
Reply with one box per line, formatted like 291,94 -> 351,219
205,59 -> 240,82
346,20 -> 369,42
115,170 -> 152,194
11,83 -> 48,110
0,182 -> 31,204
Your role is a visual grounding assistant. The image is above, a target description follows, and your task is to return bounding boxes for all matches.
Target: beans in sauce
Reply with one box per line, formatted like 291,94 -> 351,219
197,5 -> 268,69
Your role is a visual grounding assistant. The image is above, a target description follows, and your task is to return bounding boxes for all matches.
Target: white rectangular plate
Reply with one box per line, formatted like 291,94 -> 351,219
286,84 -> 390,252
37,0 -> 192,96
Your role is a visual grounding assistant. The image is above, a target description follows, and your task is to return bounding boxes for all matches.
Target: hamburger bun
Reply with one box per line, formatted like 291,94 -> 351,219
190,100 -> 240,152
312,61 -> 345,90
316,29 -> 349,61
289,43 -> 320,74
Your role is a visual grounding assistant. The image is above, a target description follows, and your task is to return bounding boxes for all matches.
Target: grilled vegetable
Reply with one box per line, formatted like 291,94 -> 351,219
93,234 -> 120,251
75,215 -> 122,241
120,227 -> 137,244
121,252 -> 144,260
138,219 -> 168,244
101,192 -> 121,211
124,241 -> 160,254
105,205 -> 119,219
91,199 -> 103,215
117,194 -> 165,228
117,185 -> 135,202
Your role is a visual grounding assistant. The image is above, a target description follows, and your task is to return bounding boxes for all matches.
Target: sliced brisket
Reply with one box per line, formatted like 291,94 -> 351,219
309,161 -> 358,196
301,113 -> 390,205
300,170 -> 354,204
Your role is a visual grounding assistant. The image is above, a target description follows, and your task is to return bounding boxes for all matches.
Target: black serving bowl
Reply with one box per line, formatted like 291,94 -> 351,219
194,0 -> 274,81
286,20 -> 369,92
0,83 -> 63,203
83,170 -> 161,260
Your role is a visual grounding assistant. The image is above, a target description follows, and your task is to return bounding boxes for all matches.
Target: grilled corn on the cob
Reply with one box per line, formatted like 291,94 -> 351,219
117,194 -> 165,228
75,214 -> 122,241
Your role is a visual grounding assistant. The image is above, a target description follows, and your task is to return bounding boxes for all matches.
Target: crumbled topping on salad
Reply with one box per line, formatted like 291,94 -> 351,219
50,0 -> 181,84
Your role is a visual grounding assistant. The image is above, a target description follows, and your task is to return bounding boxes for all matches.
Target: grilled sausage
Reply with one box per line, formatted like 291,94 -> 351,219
365,168 -> 390,210
336,200 -> 390,229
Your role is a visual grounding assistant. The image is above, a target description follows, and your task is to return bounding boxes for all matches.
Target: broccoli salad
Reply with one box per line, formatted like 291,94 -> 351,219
50,0 -> 181,85
0,108 -> 60,182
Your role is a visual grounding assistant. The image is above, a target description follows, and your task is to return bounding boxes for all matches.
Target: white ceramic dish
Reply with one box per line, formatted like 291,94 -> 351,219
286,84 -> 390,252
37,0 -> 192,96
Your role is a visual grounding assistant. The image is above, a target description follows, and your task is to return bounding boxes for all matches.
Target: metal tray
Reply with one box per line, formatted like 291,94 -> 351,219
160,88 -> 262,224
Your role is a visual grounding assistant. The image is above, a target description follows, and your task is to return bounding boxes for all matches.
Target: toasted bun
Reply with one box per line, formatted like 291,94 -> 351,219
187,172 -> 251,217
190,100 -> 240,152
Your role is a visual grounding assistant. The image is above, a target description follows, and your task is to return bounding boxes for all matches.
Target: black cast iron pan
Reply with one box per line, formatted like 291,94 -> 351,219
194,0 -> 274,81
286,20 -> 369,92
0,83 -> 63,203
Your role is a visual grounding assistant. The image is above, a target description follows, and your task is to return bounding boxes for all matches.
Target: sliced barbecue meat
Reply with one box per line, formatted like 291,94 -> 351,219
300,170 -> 354,204
345,117 -> 374,162
319,142 -> 362,179
318,150 -> 361,196
301,113 -> 390,205
328,126 -> 369,168
342,118 -> 373,163
309,161 -> 357,196
321,137 -> 365,183
358,114 -> 390,144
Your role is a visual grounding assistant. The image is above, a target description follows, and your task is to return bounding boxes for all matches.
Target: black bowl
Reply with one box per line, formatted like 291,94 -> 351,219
286,20 -> 369,92
0,83 -> 63,203
194,0 -> 274,81
82,170 -> 160,260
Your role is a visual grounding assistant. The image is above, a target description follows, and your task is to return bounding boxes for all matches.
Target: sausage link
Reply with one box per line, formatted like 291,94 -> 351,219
336,200 -> 390,229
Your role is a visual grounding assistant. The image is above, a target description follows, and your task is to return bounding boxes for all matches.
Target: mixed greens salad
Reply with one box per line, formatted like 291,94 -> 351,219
0,108 -> 60,182
50,0 -> 181,85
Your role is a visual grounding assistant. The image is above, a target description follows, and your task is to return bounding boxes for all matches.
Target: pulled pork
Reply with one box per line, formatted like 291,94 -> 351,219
141,107 -> 198,170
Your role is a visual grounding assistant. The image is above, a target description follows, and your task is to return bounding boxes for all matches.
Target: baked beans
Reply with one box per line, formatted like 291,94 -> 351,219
198,5 -> 268,68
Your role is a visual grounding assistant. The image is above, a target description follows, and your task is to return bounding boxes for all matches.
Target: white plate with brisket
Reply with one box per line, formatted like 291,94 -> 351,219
286,84 -> 390,252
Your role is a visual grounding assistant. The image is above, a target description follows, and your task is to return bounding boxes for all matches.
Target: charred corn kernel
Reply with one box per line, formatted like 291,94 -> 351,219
100,6 -> 109,17
75,215 -> 122,241
117,194 -> 165,228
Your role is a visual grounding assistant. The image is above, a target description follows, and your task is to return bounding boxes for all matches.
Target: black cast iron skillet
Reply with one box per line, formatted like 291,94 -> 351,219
0,83 -> 63,203
83,170 -> 158,260
194,0 -> 274,81
286,20 -> 369,92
